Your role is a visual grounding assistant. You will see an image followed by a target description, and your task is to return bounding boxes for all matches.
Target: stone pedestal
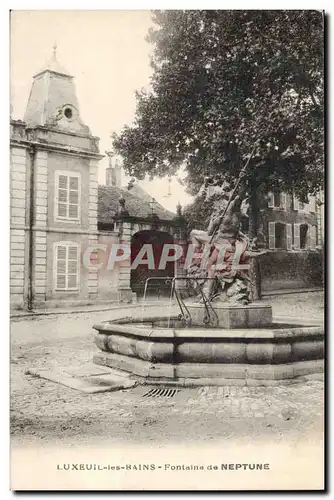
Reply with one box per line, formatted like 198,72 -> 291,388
187,303 -> 272,328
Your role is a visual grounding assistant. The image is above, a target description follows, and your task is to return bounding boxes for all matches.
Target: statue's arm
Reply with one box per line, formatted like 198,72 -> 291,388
207,214 -> 222,236
190,229 -> 210,246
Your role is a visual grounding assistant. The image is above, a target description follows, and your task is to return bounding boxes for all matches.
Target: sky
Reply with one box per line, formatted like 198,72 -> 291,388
10,10 -> 193,212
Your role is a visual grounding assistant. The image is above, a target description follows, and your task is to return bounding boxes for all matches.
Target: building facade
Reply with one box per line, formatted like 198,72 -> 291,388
10,52 -> 185,310
256,191 -> 323,293
265,191 -> 318,251
10,51 -> 104,310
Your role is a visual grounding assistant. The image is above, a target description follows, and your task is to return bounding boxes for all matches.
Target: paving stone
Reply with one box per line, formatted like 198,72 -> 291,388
26,367 -> 137,393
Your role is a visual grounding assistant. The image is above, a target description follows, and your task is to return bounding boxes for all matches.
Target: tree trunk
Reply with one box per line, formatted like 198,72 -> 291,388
248,192 -> 262,301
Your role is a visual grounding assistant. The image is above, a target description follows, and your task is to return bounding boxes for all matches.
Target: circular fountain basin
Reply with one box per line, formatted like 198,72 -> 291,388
93,315 -> 324,386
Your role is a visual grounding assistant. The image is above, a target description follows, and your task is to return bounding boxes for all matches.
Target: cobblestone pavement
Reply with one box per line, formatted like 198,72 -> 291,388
11,293 -> 324,448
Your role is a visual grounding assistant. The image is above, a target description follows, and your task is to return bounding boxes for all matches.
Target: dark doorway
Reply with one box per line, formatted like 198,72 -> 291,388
300,224 -> 309,249
275,223 -> 286,249
130,230 -> 175,298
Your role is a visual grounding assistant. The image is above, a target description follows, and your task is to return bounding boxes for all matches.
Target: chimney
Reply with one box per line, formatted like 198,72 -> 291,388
106,152 -> 122,187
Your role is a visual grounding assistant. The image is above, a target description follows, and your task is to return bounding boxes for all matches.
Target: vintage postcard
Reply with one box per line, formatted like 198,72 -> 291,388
10,9 -> 324,491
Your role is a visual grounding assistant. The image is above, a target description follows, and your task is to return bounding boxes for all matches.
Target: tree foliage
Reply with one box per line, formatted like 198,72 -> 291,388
113,10 -> 324,204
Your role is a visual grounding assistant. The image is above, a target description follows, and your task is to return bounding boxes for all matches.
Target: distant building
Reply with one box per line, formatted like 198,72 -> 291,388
265,192 -> 318,251
257,191 -> 323,293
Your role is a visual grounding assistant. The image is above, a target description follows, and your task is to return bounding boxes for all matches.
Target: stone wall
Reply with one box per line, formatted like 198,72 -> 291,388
259,250 -> 324,292
10,146 -> 28,309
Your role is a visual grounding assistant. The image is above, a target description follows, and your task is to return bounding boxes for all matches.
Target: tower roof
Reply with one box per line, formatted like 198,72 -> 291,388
24,44 -> 90,134
34,44 -> 72,78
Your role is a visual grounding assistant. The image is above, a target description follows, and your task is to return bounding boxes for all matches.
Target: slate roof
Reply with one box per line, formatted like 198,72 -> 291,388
34,52 -> 72,78
98,185 -> 175,223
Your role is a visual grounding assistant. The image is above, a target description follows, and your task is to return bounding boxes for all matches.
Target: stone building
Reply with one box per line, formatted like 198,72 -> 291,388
265,192 -> 318,251
256,191 -> 323,292
10,51 -> 185,310
204,184 -> 323,293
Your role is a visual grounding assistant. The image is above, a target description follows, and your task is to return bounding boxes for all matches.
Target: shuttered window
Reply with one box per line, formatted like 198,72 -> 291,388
280,193 -> 287,211
55,171 -> 81,221
54,242 -> 80,291
268,191 -> 287,209
293,194 -> 299,211
309,196 -> 316,213
293,193 -> 312,213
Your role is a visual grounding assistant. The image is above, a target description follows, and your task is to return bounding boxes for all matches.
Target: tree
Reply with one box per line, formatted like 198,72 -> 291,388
113,10 -> 324,218
113,10 -> 324,297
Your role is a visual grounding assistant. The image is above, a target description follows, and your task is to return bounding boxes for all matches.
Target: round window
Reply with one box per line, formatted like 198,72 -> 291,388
64,107 -> 73,119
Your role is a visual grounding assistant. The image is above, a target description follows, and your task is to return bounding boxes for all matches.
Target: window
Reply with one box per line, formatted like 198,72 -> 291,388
294,223 -> 317,250
274,193 -> 281,207
268,222 -> 292,250
55,171 -> 81,221
268,192 -> 287,210
64,107 -> 73,119
275,223 -> 286,249
300,224 -> 308,249
293,194 -> 311,213
54,242 -> 80,291
62,105 -> 76,121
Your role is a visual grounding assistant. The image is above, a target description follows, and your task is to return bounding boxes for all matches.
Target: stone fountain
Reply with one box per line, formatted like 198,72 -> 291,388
93,177 -> 324,386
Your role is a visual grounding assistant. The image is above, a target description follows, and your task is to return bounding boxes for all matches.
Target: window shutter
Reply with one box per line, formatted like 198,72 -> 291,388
268,193 -> 274,208
281,192 -> 287,210
293,223 -> 300,250
69,175 -> 79,219
56,245 -> 67,289
286,223 -> 292,250
293,194 -> 299,211
268,222 -> 275,249
308,196 -> 316,214
58,203 -> 67,218
303,198 -> 310,214
55,243 -> 79,290
59,175 -> 67,189
56,172 -> 80,220
310,226 -> 316,250
57,175 -> 68,219
67,245 -> 78,289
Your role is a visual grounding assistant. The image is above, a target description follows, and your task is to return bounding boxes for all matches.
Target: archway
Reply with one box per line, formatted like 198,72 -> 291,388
130,230 -> 175,298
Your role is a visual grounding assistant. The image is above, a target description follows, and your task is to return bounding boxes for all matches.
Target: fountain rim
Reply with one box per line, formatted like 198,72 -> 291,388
93,315 -> 323,341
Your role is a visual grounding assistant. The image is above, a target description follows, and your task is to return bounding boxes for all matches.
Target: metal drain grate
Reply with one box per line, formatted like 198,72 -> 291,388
142,387 -> 180,398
